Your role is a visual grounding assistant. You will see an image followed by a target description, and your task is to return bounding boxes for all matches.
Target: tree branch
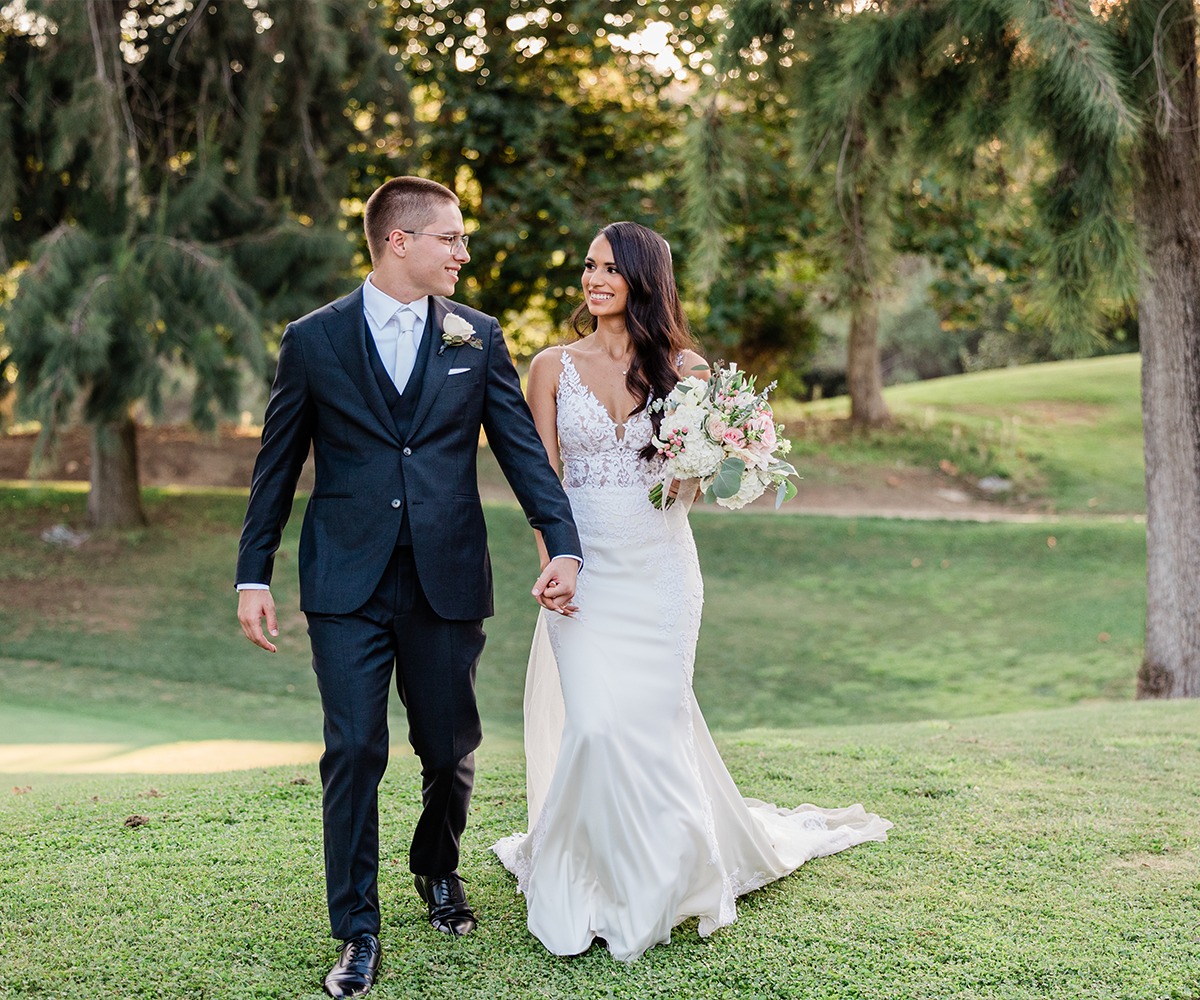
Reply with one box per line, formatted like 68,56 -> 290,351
85,0 -> 107,82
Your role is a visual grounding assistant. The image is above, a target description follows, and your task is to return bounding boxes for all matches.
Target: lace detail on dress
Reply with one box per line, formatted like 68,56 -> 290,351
557,352 -> 661,491
641,508 -> 704,640
492,796 -> 552,897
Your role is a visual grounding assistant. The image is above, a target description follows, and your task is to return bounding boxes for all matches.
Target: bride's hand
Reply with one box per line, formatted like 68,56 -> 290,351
666,478 -> 703,504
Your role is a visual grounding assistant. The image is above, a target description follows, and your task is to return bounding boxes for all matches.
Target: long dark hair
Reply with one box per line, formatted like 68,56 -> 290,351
569,221 -> 699,460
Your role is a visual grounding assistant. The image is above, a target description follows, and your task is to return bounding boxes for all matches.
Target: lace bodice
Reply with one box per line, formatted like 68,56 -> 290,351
556,351 -> 662,490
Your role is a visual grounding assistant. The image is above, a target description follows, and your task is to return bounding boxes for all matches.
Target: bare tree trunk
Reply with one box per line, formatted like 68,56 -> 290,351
847,288 -> 889,426
1134,9 -> 1200,699
88,415 -> 146,529
843,115 -> 890,428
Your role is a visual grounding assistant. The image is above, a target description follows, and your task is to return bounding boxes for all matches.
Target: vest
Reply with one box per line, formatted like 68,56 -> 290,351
365,302 -> 436,544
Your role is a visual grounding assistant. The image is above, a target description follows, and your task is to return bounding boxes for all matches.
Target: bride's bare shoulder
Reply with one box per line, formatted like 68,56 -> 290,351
679,349 -> 711,380
528,345 -> 569,394
531,344 -> 569,365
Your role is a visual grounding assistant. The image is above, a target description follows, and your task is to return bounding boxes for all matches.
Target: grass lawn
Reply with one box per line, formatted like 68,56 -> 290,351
776,355 -> 1145,514
0,487 -> 1144,743
0,476 -> 1185,998
1,700 -> 1196,999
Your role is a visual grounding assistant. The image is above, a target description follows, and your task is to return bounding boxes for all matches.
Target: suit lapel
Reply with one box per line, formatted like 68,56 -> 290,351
406,296 -> 456,440
325,285 -> 402,445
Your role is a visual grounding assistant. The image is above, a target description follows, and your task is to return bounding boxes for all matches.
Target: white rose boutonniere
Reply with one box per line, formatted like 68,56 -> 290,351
439,313 -> 484,355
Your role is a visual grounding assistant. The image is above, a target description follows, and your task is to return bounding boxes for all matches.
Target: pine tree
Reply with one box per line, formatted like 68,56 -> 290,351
720,0 -> 1200,698
686,0 -> 911,425
7,222 -> 261,525
678,89 -> 820,390
1,0 -> 408,526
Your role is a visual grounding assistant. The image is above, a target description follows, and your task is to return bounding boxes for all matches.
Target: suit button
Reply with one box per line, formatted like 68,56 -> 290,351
402,447 -> 412,456
391,499 -> 401,509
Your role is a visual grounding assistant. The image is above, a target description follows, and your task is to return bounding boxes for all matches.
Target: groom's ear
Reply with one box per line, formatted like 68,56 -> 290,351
386,230 -> 408,258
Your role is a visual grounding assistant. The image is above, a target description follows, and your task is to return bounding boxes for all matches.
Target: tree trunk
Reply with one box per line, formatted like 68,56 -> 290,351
847,287 -> 889,426
1133,8 -> 1200,698
88,415 -> 146,529
843,114 -> 890,428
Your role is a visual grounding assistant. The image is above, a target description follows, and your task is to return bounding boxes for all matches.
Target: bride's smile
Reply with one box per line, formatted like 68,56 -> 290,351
582,236 -> 629,319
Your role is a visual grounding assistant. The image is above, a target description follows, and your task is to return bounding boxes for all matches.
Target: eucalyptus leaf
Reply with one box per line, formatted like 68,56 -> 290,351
704,484 -> 717,504
711,456 -> 746,499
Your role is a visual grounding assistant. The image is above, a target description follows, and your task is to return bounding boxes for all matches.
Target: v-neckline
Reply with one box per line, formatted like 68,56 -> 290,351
561,351 -> 637,443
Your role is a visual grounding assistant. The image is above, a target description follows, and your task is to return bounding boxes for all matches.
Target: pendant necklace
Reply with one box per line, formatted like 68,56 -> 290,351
605,350 -> 630,376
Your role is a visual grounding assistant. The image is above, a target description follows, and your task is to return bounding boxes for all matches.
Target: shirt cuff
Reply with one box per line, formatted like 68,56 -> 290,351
236,583 -> 271,591
550,554 -> 583,564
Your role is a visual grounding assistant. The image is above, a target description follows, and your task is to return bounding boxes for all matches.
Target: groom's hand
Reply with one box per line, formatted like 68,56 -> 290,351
238,589 -> 280,653
532,557 -> 579,617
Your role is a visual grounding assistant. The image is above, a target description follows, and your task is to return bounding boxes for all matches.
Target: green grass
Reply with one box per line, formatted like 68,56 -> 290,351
0,476 -> 1185,998
0,487 -> 1144,743
1,701 -> 1196,999
777,355 -> 1145,513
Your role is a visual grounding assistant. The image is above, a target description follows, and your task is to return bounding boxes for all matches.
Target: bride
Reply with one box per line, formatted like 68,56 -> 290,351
492,222 -> 892,961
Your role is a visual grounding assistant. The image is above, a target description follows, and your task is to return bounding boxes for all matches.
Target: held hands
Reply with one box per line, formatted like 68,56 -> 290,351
238,589 -> 280,652
532,556 -> 579,617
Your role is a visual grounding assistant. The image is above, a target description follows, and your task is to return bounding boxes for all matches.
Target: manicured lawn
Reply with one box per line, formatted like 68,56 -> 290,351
0,476 -> 1183,999
1,700 -> 1196,999
777,355 -> 1145,513
0,488 -> 1144,742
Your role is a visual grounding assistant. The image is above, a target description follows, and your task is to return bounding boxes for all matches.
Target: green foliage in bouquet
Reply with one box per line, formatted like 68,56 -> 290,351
649,361 -> 798,511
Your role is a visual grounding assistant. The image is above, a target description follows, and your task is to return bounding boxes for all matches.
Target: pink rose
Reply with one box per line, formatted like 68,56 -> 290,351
723,427 -> 746,449
756,416 -> 777,452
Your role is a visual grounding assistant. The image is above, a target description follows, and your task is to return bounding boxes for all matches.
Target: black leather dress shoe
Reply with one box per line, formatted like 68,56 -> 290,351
414,872 -> 477,936
323,933 -> 381,999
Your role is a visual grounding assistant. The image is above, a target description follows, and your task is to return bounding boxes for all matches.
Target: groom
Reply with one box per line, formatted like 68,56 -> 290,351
235,176 -> 582,998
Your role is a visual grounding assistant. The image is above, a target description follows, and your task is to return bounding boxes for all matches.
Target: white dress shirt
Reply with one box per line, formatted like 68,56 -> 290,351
362,272 -> 428,391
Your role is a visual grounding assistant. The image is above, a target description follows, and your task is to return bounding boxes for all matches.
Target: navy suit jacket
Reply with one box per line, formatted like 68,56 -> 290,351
236,285 -> 581,619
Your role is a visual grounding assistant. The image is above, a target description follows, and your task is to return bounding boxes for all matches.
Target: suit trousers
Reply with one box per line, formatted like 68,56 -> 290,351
306,543 -> 486,940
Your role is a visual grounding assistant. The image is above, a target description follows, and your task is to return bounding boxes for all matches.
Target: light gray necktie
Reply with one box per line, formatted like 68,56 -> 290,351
393,307 -> 419,393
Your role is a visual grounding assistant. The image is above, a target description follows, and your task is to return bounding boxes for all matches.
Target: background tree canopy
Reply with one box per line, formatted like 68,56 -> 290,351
2,0 -> 1195,703
0,0 -> 410,525
1,0 -> 1136,450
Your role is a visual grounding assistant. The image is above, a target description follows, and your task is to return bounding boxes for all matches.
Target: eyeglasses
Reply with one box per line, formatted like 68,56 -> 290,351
399,230 -> 471,253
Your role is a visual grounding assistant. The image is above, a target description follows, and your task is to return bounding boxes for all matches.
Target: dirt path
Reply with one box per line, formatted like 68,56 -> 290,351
1,425 -> 1133,522
0,425 -> 313,492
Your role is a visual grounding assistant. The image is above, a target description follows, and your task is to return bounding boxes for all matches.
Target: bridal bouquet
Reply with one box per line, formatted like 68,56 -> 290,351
648,363 -> 799,510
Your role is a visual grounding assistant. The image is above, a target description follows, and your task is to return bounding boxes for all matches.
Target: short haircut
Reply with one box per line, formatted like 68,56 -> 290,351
363,177 -> 460,264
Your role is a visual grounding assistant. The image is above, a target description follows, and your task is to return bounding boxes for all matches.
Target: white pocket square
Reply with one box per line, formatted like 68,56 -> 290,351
448,367 -> 472,375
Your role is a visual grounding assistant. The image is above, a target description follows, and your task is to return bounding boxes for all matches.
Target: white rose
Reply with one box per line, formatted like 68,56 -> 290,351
441,313 -> 477,346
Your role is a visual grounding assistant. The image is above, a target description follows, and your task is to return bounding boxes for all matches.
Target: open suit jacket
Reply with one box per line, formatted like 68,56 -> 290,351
236,285 -> 582,617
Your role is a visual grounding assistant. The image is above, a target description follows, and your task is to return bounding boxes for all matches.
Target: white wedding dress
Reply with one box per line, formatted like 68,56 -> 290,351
492,352 -> 892,961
